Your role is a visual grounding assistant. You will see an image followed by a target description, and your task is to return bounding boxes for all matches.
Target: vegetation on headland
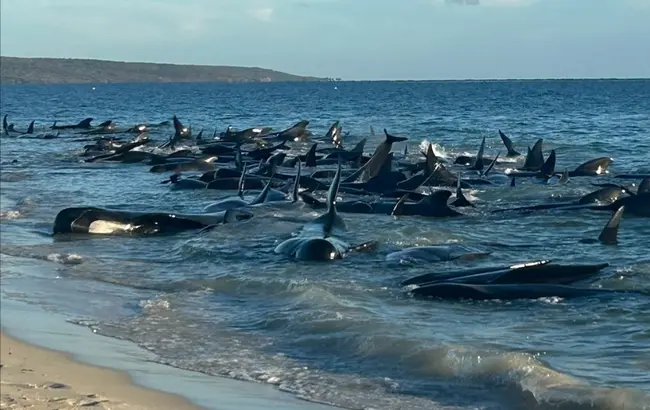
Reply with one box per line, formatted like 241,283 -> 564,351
0,57 -> 333,85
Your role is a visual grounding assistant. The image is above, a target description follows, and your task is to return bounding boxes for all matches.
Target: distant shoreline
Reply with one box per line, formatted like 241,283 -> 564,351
0,56 -> 334,85
1,57 -> 647,85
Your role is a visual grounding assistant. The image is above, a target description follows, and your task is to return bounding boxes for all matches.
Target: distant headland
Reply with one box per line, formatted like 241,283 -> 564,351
0,56 -> 334,85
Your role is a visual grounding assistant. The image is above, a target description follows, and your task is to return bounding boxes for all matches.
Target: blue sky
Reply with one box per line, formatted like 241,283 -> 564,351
1,0 -> 649,80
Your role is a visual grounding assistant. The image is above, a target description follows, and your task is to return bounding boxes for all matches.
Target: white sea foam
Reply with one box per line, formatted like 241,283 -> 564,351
46,253 -> 84,265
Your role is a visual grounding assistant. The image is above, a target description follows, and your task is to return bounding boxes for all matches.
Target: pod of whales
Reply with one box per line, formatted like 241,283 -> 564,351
20,113 -> 645,302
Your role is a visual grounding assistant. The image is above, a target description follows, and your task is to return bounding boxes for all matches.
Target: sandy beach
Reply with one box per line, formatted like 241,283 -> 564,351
0,331 -> 202,410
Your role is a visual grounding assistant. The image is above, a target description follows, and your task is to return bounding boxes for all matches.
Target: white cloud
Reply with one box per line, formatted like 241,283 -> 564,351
249,7 -> 274,21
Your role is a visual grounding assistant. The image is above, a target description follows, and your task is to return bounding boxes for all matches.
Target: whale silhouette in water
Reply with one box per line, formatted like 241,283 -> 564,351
274,162 -> 376,261
52,207 -> 252,236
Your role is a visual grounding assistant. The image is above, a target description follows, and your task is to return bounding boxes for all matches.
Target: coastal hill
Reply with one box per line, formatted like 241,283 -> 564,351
0,56 -> 330,85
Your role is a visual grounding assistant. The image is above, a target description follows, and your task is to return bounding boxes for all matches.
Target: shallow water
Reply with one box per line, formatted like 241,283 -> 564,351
1,80 -> 649,410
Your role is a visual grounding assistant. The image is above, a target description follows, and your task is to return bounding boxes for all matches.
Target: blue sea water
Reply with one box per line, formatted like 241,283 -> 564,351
1,80 -> 649,410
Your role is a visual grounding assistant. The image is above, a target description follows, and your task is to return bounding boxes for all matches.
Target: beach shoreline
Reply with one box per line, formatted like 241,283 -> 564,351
0,330 -> 202,410
0,295 -> 336,410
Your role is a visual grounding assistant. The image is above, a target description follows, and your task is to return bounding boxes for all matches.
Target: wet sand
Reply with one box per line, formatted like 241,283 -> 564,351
1,331 -> 202,410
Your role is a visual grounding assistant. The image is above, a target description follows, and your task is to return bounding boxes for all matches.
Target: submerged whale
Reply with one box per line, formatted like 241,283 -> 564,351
410,282 -> 634,301
401,260 -> 609,287
387,244 -> 491,265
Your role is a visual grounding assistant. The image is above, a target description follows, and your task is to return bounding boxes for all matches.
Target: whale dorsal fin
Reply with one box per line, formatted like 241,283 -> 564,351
235,143 -> 243,172
350,138 -> 366,153
237,164 -> 247,199
559,168 -> 570,184
305,143 -> 318,167
321,161 -> 345,236
27,120 -> 35,134
598,206 -> 625,245
452,172 -> 475,208
481,151 -> 500,177
638,177 -> 650,194
499,130 -> 520,157
426,144 -> 438,174
470,137 -> 486,170
77,118 -> 93,128
249,173 -> 275,205
539,149 -> 556,179
391,194 -> 409,217
325,120 -> 340,142
521,139 -> 544,171
290,160 -> 302,203
173,115 -> 185,136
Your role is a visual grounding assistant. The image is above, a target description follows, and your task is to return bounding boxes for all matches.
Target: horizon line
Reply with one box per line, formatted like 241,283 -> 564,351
1,55 -> 649,83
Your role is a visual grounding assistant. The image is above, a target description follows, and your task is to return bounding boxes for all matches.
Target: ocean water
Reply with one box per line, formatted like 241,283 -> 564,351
1,80 -> 649,410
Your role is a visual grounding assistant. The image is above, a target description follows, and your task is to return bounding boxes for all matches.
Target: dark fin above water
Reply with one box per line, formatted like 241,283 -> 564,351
481,151 -> 500,177
391,194 -> 409,216
426,143 -> 438,174
26,120 -> 35,134
559,168 -> 570,184
77,118 -> 93,129
539,149 -> 556,179
499,130 -> 521,157
305,143 -> 318,167
520,139 -> 544,171
290,160 -> 302,203
384,129 -> 408,144
173,115 -> 185,136
350,138 -> 366,153
510,176 -> 516,187
403,143 -> 408,157
325,121 -> 340,144
468,137 -> 486,171
572,157 -> 613,176
322,161 -> 345,235
235,143 -> 243,172
237,164 -> 248,199
249,173 -> 275,205
598,206 -> 625,245
2,114 -> 8,135
452,172 -> 475,208
638,177 -> 650,194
